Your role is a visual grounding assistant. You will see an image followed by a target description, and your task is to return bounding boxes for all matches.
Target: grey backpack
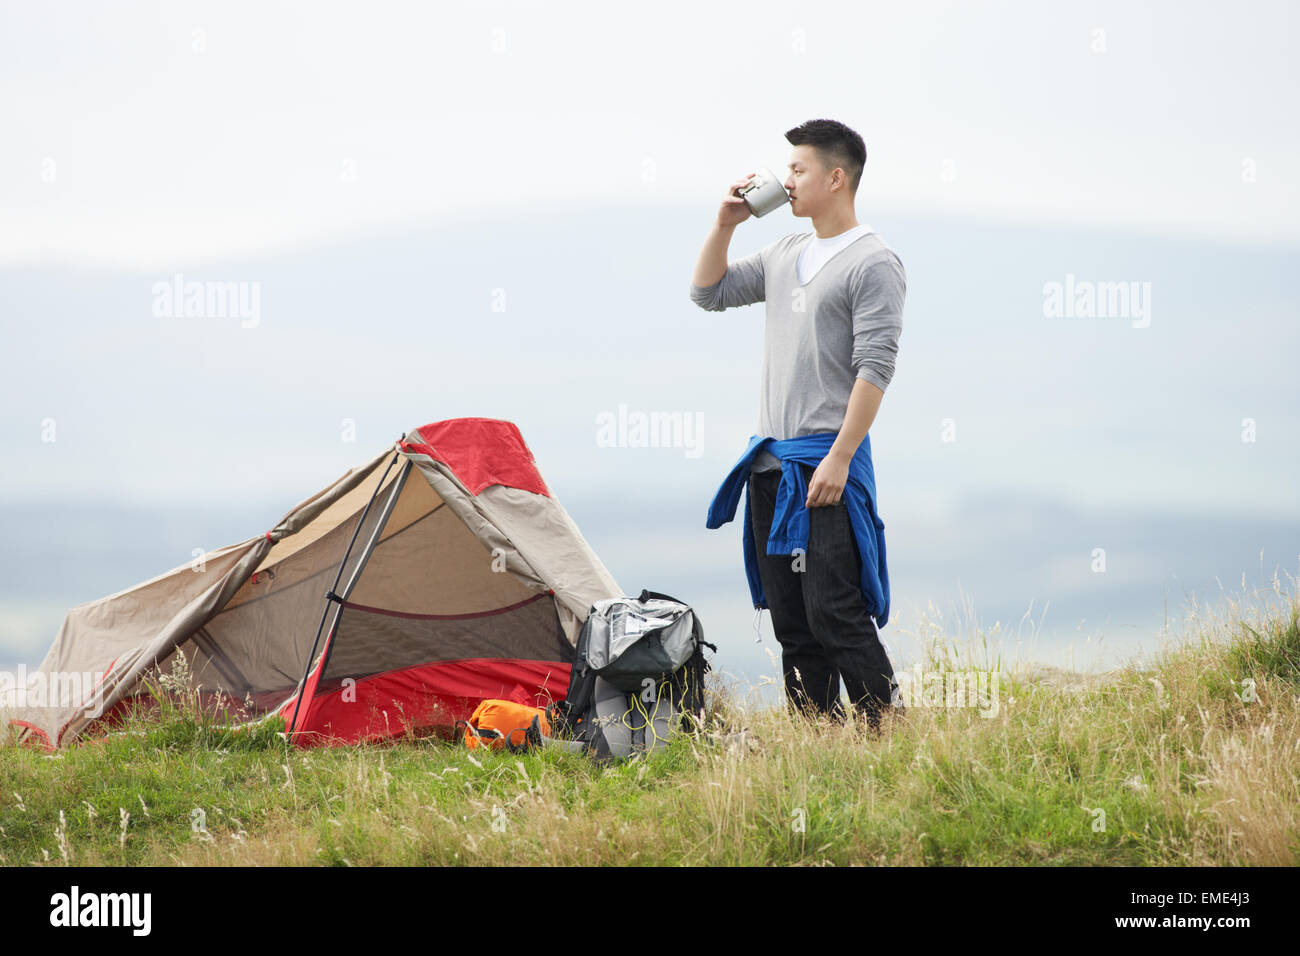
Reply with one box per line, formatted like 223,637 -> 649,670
548,589 -> 715,760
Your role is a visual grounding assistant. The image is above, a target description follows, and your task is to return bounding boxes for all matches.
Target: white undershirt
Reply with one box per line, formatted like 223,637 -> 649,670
796,223 -> 874,284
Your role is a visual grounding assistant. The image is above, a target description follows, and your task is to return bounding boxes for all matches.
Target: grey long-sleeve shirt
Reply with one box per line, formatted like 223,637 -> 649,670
689,230 -> 906,472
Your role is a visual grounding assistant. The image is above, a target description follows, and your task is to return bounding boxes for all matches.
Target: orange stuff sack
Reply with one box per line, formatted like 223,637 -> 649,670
462,699 -> 551,750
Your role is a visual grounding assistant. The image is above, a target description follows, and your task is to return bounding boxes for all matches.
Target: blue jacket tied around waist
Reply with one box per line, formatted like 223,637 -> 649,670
705,431 -> 890,628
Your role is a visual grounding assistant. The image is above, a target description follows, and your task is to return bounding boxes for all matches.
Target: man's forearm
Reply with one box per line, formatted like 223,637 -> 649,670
691,221 -> 738,288
828,378 -> 884,462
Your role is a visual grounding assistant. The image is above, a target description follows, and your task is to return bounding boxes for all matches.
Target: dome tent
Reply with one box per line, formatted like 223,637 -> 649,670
8,418 -> 623,749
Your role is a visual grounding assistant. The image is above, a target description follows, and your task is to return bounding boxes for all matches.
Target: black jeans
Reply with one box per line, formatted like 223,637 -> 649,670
748,462 -> 898,724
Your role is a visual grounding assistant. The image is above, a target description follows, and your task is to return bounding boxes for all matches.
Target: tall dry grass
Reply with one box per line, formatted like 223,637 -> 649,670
2,569 -> 1296,865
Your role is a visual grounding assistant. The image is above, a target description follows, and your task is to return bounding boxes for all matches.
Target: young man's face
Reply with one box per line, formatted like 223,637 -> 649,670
784,145 -> 847,218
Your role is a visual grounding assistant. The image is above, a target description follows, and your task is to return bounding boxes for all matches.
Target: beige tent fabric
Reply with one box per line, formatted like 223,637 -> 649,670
409,459 -> 622,645
174,507 -> 355,701
10,537 -> 270,747
8,447 -> 397,747
345,472 -> 540,616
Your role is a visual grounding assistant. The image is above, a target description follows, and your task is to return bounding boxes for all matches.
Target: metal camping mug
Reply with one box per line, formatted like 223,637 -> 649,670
735,167 -> 790,218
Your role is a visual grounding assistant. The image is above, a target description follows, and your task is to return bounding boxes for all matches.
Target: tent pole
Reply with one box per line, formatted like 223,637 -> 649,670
286,445 -> 402,737
315,459 -> 411,678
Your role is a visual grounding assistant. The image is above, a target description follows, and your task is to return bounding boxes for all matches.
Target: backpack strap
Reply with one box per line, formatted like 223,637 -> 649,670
504,716 -> 545,754
550,602 -> 600,740
455,719 -> 503,749
552,659 -> 597,740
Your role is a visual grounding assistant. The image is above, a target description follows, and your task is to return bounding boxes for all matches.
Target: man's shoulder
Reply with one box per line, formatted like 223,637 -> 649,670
850,232 -> 901,265
846,234 -> 905,282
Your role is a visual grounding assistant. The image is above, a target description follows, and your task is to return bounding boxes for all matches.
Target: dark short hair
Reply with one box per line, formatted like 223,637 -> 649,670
784,119 -> 867,192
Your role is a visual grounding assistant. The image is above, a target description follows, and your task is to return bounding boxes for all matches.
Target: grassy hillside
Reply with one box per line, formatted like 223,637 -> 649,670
2,585 -> 1297,866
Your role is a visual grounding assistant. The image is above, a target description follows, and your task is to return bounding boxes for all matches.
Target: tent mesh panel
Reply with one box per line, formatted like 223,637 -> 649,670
321,592 -> 571,684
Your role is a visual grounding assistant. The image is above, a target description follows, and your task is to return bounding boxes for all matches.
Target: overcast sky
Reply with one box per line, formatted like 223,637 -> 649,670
3,0 -> 1297,270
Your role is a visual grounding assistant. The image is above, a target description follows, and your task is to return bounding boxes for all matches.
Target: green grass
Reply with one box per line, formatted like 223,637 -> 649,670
3,582 -> 1298,866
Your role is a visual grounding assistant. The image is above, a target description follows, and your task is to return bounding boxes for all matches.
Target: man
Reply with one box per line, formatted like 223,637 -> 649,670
690,118 -> 905,729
